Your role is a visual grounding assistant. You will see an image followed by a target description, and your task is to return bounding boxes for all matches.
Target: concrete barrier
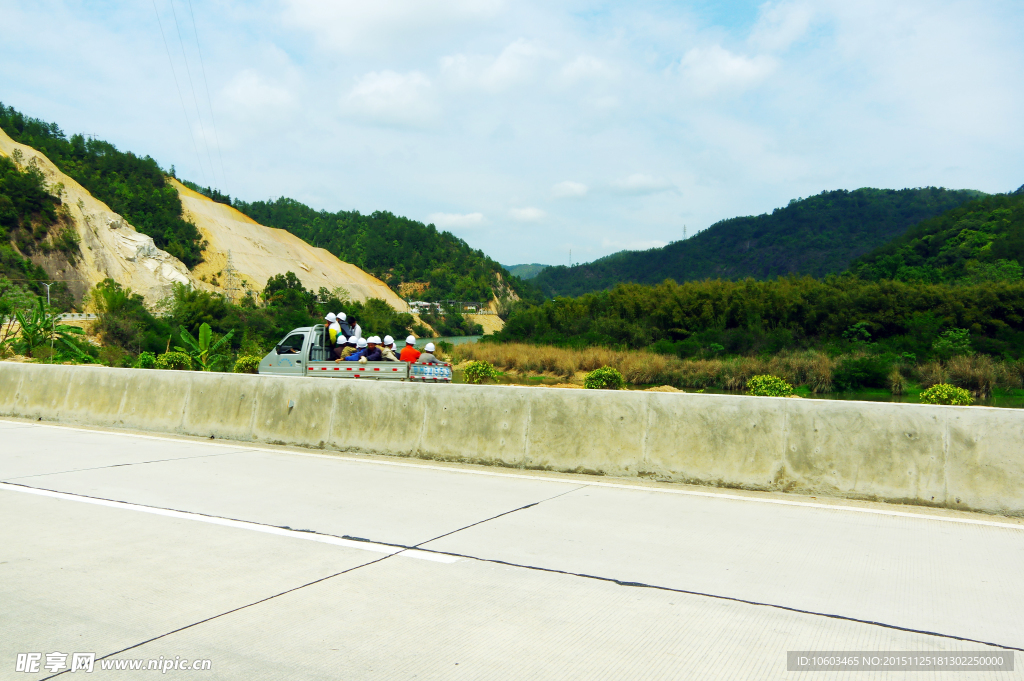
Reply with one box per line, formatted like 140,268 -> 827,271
2,363 -> 1023,516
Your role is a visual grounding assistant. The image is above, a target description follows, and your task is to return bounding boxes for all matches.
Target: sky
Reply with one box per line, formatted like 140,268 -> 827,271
1,0 -> 1022,267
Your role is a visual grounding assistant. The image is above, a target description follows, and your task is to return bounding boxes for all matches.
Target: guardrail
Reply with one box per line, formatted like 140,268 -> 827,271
2,363 -> 1022,516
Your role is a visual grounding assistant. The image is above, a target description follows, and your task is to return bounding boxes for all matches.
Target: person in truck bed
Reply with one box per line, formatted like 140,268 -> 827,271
360,336 -> 383,362
399,335 -> 421,363
416,342 -> 441,363
379,335 -> 400,361
333,335 -> 359,362
342,338 -> 368,361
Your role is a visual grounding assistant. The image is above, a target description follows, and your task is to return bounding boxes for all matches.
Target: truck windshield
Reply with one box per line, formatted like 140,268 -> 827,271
278,334 -> 305,354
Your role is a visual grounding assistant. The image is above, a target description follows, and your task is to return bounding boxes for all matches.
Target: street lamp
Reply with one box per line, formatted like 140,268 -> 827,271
42,282 -> 54,353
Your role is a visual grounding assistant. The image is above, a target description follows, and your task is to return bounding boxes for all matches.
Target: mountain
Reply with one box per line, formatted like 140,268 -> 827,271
232,197 -> 525,304
504,263 -> 548,280
531,188 -> 985,297
0,104 -> 406,309
849,191 -> 1024,284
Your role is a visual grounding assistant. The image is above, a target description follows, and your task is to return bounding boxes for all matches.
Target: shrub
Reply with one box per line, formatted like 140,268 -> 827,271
464,360 -> 499,384
932,327 -> 973,360
746,374 -> 793,397
584,366 -> 625,390
233,355 -> 261,374
920,383 -> 973,406
833,355 -> 891,390
133,351 -> 157,369
155,351 -> 193,370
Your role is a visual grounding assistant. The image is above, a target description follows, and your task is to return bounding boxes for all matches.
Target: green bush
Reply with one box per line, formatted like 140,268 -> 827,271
833,355 -> 891,390
233,355 -> 261,374
133,351 -> 157,369
463,360 -> 499,384
746,374 -> 794,397
154,351 -> 193,371
920,383 -> 974,406
584,366 -> 625,390
932,328 -> 973,360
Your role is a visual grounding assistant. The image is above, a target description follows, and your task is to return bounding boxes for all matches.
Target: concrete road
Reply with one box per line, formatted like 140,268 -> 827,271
2,418 -> 1022,680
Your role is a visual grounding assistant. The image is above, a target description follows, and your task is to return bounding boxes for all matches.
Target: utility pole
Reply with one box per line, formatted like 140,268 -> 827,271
42,282 -> 54,353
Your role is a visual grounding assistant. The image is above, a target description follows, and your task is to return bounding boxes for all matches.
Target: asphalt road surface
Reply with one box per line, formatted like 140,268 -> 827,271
2,418 -> 1022,679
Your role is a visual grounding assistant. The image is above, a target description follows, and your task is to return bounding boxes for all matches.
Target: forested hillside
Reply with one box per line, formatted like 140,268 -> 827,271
531,188 -> 984,297
850,191 -> 1024,284
504,263 -> 548,280
0,104 -> 205,267
234,197 -> 530,303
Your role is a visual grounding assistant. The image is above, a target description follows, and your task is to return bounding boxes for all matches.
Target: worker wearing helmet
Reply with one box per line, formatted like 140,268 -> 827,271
399,335 -> 421,363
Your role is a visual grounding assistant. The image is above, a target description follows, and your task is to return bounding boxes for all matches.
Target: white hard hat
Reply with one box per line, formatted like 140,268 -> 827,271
406,335 -> 416,345
348,335 -> 359,344
383,335 -> 394,346
325,312 -> 336,322
338,312 -> 347,321
425,342 -> 435,352
357,338 -> 368,348
368,335 -> 381,344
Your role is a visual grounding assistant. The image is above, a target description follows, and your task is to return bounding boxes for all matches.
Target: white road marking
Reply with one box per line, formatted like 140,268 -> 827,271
0,481 -> 458,564
4,419 -> 1023,533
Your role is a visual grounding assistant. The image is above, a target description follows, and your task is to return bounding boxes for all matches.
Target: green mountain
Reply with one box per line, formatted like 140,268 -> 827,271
503,263 -> 548,280
850,191 -> 1024,284
233,197 -> 528,303
531,188 -> 985,297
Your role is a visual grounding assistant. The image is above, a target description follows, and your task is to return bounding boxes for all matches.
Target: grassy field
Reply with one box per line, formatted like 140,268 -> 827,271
452,342 -> 1024,398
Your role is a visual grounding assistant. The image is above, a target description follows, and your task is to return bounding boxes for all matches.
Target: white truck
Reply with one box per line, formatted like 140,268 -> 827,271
258,325 -> 453,382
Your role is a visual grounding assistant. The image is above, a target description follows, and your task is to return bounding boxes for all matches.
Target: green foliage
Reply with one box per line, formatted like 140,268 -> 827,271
833,356 -> 892,390
180,179 -> 231,205
746,374 -> 794,397
175,322 -> 235,371
931,328 -> 973,360
155,351 -> 193,371
133,351 -> 157,369
12,297 -> 87,358
91,279 -> 170,353
532,188 -> 983,297
920,383 -> 974,406
504,263 -> 548,280
584,366 -> 625,390
233,355 -> 261,374
494,277 -> 1024,360
234,197 -> 534,303
851,192 -> 1024,285
0,154 -> 80,264
463,360 -> 499,384
0,103 -> 204,267
418,307 -> 484,336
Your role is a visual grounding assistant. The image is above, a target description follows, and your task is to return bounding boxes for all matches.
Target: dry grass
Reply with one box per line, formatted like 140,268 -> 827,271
455,342 -> 1024,397
453,343 -> 841,391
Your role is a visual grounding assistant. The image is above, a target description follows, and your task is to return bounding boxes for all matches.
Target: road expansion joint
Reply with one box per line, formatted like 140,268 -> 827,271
2,449 -> 255,481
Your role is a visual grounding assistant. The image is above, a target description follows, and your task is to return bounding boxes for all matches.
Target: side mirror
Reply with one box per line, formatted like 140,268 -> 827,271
275,345 -> 288,355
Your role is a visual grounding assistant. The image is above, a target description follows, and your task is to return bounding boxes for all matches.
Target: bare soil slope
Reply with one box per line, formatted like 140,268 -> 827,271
172,180 -> 408,311
0,127 -> 200,305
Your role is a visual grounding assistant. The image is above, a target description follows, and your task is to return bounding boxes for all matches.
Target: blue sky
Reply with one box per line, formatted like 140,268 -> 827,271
2,0 -> 1022,266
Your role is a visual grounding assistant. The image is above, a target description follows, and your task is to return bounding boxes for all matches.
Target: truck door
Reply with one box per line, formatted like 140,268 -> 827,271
262,331 -> 308,376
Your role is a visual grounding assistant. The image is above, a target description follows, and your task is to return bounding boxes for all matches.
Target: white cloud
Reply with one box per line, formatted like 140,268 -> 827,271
343,70 -> 436,127
552,181 -> 588,199
609,174 -> 676,196
560,55 -> 615,83
281,0 -> 502,53
222,70 -> 293,110
750,2 -> 816,52
509,207 -> 545,221
679,45 -> 776,96
427,212 -> 485,229
441,39 -> 556,92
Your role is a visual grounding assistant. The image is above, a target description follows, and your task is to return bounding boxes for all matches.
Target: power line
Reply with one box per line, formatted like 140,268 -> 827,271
152,0 -> 207,186
186,0 -> 227,193
168,0 -> 217,188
